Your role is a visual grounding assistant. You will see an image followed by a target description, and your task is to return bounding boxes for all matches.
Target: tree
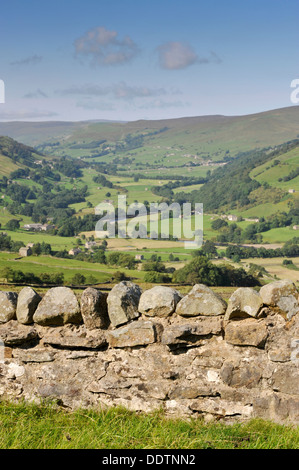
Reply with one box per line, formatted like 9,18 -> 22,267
6,219 -> 20,231
143,260 -> 166,273
144,272 -> 171,283
211,218 -> 228,231
172,255 -> 259,287
71,273 -> 86,285
112,271 -> 127,282
32,243 -> 42,256
93,250 -> 106,264
202,240 -> 218,258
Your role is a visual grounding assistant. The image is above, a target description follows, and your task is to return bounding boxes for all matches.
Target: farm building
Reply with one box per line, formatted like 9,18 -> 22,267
23,223 -> 55,232
23,223 -> 43,231
19,246 -> 32,257
68,247 -> 82,256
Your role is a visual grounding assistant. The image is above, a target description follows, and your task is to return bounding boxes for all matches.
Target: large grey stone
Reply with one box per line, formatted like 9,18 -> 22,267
260,280 -> 299,320
161,317 -> 223,348
0,320 -> 38,345
107,320 -> 162,348
176,284 -> 227,317
33,287 -> 82,326
42,325 -> 107,349
220,360 -> 262,389
224,287 -> 263,320
138,286 -> 182,318
0,291 -> 18,323
224,318 -> 268,348
190,398 -> 253,419
16,287 -> 41,325
253,392 -> 299,424
107,281 -> 142,327
271,364 -> 299,396
80,288 -> 109,329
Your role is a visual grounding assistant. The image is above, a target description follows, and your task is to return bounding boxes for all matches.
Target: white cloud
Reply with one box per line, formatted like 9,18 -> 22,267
157,42 -> 222,70
74,26 -> 139,66
157,42 -> 198,70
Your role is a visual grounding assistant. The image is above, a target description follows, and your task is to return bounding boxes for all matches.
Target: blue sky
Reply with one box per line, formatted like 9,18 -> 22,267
0,0 -> 298,121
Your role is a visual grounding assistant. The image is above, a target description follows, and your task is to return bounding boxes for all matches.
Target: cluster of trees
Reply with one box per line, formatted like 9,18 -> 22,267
0,233 -> 52,257
0,136 -> 40,167
151,176 -> 208,201
279,166 -> 299,182
5,183 -> 36,204
106,252 -> 136,270
211,205 -> 299,244
215,223 -> 243,244
56,212 -> 98,237
115,134 -> 144,153
69,139 -> 107,150
225,238 -> 299,261
0,232 -> 23,252
172,255 -> 260,287
92,173 -> 114,188
10,166 -> 61,185
2,178 -> 89,229
144,272 -> 172,283
30,242 -> 52,256
2,267 -> 64,286
53,157 -> 84,178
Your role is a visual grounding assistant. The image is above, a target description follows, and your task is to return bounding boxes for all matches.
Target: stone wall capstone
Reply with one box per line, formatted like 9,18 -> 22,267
0,280 -> 299,425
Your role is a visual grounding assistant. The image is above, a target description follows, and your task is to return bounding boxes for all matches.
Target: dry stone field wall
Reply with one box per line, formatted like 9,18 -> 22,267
1,280 -> 299,424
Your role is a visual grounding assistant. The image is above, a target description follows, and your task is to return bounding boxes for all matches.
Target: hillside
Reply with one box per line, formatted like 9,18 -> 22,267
184,140 -> 298,211
0,133 -> 299,284
1,107 -> 299,167
1,108 -> 299,248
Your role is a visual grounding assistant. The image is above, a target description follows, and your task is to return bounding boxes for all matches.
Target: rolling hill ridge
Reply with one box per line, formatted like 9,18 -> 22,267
1,106 -> 299,163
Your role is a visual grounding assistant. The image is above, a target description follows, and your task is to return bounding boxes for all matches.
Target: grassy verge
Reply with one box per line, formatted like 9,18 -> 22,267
0,401 -> 298,449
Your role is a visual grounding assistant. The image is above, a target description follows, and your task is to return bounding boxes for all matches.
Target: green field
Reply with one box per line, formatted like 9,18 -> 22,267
261,227 -> 299,244
1,108 -> 299,286
250,147 -> 299,191
0,153 -> 21,177
0,252 -> 147,285
4,229 -> 77,251
0,402 -> 298,449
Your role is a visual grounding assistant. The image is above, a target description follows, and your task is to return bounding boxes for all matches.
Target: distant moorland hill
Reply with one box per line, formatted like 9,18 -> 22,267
0,106 -> 299,162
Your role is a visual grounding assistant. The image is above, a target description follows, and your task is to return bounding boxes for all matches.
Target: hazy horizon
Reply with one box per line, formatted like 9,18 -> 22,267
0,104 -> 298,125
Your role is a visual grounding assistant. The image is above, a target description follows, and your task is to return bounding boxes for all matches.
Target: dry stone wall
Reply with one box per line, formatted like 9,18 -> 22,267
0,280 -> 299,425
